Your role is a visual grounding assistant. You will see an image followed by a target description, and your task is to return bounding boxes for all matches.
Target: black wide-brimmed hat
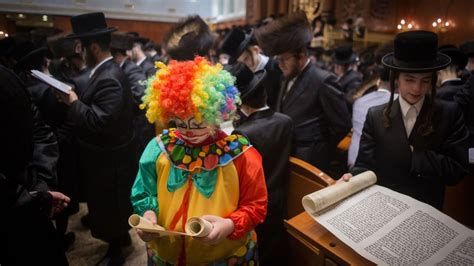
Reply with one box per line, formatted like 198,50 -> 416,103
227,63 -> 266,101
47,33 -> 80,59
65,12 -> 116,39
332,44 -> 357,65
382,31 -> 450,73
219,28 -> 254,64
11,41 -> 48,69
439,45 -> 468,70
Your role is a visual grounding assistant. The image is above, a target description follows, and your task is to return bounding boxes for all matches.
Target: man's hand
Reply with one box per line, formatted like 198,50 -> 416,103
55,90 -> 78,106
336,173 -> 353,184
136,210 -> 161,242
194,215 -> 234,246
48,191 -> 70,217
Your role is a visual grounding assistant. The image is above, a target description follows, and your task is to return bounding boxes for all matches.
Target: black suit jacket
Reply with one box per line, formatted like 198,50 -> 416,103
68,58 -> 135,149
122,59 -> 147,106
138,58 -> 156,78
122,59 -> 155,151
234,109 -> 293,218
437,79 -> 464,101
352,98 -> 468,209
263,57 -> 283,110
338,69 -> 362,95
454,74 -> 474,147
276,63 -> 351,170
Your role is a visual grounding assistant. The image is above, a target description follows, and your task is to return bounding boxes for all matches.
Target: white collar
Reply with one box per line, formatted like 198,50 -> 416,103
89,56 -> 113,78
377,87 -> 391,93
399,95 -> 425,118
254,54 -> 269,72
441,78 -> 461,85
136,57 -> 147,66
240,105 -> 269,117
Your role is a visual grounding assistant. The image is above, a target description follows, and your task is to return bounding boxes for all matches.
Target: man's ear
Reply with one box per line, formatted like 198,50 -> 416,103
89,42 -> 100,57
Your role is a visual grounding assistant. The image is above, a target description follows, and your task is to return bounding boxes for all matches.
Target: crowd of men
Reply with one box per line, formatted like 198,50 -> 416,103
1,10 -> 473,266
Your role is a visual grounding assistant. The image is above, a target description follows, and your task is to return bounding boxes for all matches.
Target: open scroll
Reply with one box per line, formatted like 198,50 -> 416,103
128,214 -> 213,237
303,171 -> 474,265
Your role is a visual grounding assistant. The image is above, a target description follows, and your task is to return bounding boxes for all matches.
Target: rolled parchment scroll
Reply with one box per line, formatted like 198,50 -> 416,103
302,171 -> 377,214
128,214 -> 213,237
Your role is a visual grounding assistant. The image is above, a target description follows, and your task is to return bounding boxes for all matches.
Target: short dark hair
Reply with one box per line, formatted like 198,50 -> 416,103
82,33 -> 111,51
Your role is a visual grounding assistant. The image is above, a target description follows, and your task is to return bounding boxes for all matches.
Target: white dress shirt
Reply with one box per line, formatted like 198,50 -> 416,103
89,56 -> 113,78
399,95 -> 425,137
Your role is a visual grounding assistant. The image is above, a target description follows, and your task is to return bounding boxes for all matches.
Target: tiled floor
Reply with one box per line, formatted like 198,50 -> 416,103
66,203 -> 147,265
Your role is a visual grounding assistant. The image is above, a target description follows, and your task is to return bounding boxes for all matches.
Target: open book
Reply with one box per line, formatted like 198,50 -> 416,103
303,171 -> 474,265
128,214 -> 213,237
30,70 -> 72,94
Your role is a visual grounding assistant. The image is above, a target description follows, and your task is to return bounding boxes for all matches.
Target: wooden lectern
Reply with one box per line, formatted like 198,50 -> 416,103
285,157 -> 375,265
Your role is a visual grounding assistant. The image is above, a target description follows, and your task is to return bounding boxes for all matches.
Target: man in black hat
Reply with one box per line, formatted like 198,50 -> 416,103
341,31 -> 468,210
0,64 -> 70,266
144,41 -> 162,63
436,45 -> 468,101
255,12 -> 351,173
162,15 -> 214,61
111,31 -> 155,152
56,12 -> 138,264
219,28 -> 283,110
332,44 -> 362,97
129,35 -> 155,78
460,40 -> 474,79
47,33 -> 88,84
230,63 -> 293,266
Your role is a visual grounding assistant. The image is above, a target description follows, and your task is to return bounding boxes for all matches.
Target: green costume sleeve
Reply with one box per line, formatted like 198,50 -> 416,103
130,138 -> 161,216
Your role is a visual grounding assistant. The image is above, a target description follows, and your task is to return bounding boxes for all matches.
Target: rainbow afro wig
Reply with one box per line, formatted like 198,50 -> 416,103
140,57 -> 240,126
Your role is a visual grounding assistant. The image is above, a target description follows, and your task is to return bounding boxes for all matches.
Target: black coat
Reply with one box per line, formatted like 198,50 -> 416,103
0,65 -> 67,265
276,63 -> 351,171
234,109 -> 293,265
67,58 -> 138,241
352,98 -> 468,209
263,58 -> 283,110
234,109 -> 293,217
138,58 -> 156,79
454,74 -> 474,147
122,58 -> 156,151
338,69 -> 362,95
437,79 -> 465,101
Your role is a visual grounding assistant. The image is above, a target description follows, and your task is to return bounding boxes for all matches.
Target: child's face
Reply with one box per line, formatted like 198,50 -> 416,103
174,116 -> 212,144
397,72 -> 432,105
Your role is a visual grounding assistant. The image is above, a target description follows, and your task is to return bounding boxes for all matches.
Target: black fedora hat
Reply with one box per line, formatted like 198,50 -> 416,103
227,63 -> 266,101
382,31 -> 450,73
332,44 -> 357,65
65,12 -> 116,39
439,45 -> 468,70
219,28 -> 253,64
11,41 -> 48,69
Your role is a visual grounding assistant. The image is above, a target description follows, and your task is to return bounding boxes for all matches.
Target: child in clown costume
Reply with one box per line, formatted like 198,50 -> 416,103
130,57 -> 268,265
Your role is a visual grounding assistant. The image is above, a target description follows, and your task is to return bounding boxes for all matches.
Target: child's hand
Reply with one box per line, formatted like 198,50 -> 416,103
136,210 -> 161,242
195,215 -> 234,245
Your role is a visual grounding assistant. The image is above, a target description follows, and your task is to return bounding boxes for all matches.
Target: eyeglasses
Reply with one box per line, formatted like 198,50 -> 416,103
276,54 -> 297,63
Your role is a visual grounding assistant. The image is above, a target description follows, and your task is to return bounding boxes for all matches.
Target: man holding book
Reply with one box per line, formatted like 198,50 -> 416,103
341,31 -> 468,210
56,12 -> 138,264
